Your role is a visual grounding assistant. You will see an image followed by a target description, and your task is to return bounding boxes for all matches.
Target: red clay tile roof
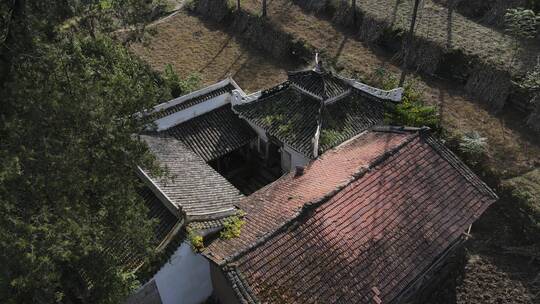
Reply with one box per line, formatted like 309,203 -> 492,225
208,129 -> 497,304
203,129 -> 415,262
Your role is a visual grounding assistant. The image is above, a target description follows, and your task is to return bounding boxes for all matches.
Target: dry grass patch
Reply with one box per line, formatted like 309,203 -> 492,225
130,10 -> 292,92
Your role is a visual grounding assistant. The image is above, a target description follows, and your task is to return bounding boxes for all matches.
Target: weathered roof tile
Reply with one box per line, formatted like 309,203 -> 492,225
140,134 -> 242,220
288,70 -> 349,99
167,105 -> 256,162
234,84 -> 387,157
206,130 -> 497,304
204,130 -> 414,262
144,84 -> 235,123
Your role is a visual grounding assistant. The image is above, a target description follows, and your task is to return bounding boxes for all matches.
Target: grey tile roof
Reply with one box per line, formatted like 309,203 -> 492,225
188,217 -> 233,232
106,185 -> 180,273
288,70 -> 350,99
140,134 -> 242,220
137,186 -> 180,244
235,85 -> 319,156
233,84 -> 387,157
144,84 -> 235,123
319,90 -> 387,152
167,105 -> 257,162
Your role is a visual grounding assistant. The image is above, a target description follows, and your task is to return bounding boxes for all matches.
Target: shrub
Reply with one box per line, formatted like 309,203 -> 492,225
220,216 -> 246,240
387,99 -> 440,130
504,8 -> 539,40
184,0 -> 196,11
162,64 -> 201,98
501,169 -> 540,241
518,58 -> 540,131
375,70 -> 440,130
188,230 -> 204,251
319,129 -> 341,148
458,131 -> 488,165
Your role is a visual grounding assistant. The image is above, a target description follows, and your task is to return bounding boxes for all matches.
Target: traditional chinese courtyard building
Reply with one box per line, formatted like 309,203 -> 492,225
127,59 -> 496,304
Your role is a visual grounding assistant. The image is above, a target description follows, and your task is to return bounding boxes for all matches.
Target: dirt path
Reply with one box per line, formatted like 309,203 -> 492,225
115,0 -> 187,34
239,0 -> 540,176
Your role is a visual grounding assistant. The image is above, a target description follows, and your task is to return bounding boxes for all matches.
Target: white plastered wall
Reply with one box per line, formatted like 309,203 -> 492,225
153,243 -> 213,304
281,145 -> 310,173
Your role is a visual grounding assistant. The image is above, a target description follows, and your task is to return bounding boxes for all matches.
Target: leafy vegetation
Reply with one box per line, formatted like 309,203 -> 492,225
502,169 -> 540,240
504,8 -> 539,40
520,60 -> 540,93
163,64 -> 202,98
521,61 -> 540,131
371,68 -> 440,130
504,8 -> 540,131
263,114 -> 285,126
319,129 -> 341,148
188,230 -> 205,251
220,216 -> 246,239
458,131 -> 488,165
0,1 -> 175,303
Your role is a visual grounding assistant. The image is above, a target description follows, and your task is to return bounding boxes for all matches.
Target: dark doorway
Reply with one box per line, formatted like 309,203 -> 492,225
267,140 -> 281,169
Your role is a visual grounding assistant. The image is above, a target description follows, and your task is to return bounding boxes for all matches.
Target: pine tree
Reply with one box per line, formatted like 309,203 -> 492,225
0,1 -> 173,302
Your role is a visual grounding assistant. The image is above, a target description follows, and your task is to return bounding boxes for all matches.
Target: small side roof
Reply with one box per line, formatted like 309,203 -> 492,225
142,79 -> 238,123
107,185 -> 181,273
138,134 -> 242,221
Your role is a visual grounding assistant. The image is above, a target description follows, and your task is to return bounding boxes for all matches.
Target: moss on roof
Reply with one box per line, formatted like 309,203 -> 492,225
318,90 -> 387,152
236,85 -> 388,156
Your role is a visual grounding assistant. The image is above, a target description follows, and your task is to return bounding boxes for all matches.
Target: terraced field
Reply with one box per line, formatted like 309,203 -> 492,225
294,0 -> 539,74
219,0 -> 540,174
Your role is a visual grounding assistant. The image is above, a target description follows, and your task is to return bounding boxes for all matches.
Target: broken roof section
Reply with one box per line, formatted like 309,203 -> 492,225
204,128 -> 497,304
138,134 -> 241,222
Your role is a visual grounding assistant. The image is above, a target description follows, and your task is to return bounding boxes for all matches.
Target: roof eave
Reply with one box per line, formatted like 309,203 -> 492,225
339,76 -> 404,103
135,166 -> 184,219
